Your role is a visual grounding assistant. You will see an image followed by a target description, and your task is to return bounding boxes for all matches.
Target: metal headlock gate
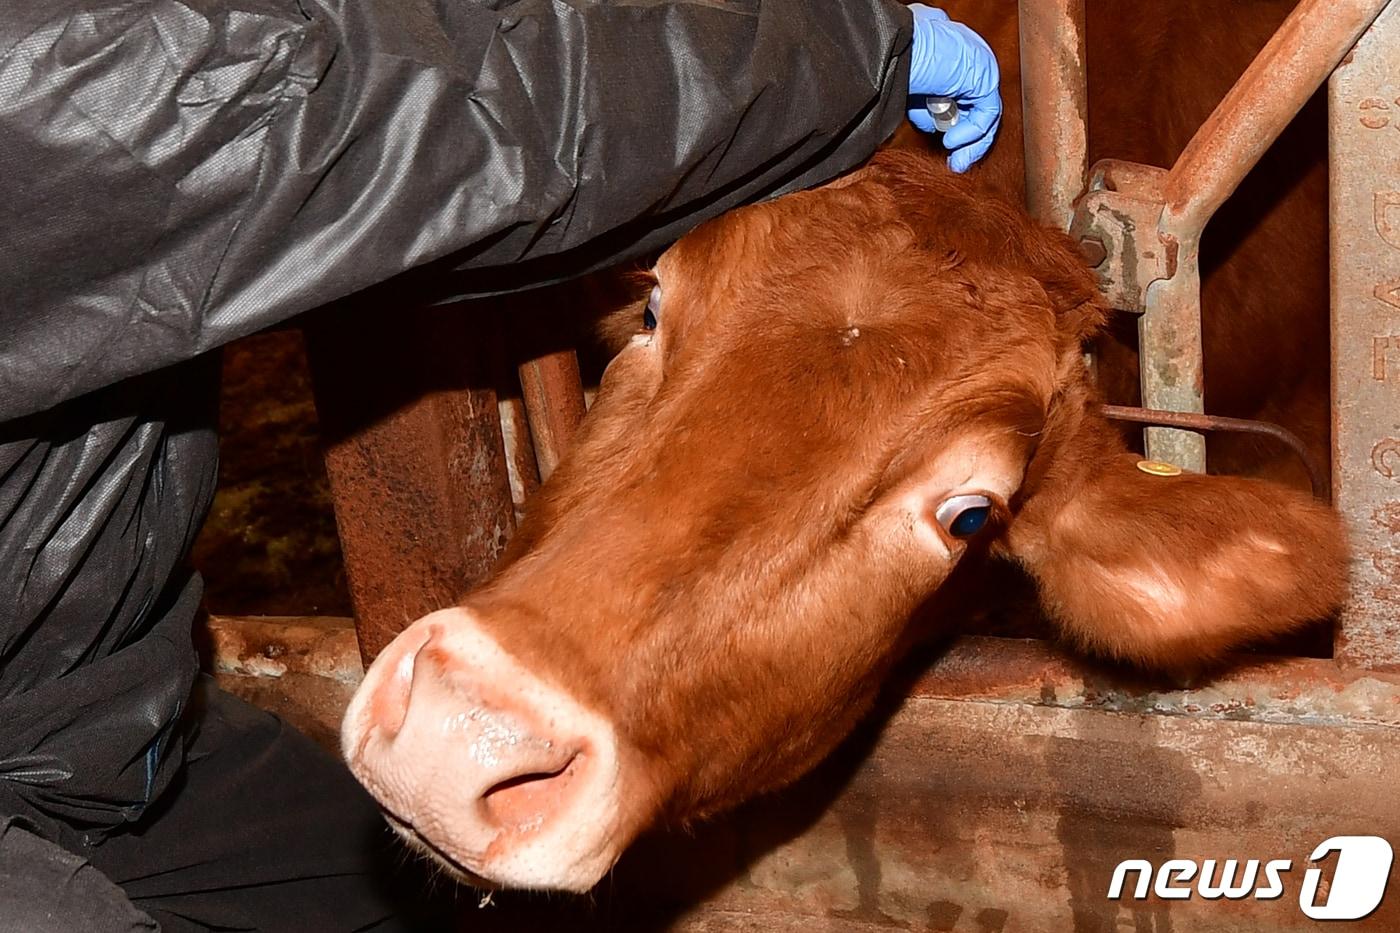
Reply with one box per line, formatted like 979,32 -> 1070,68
1023,0 -> 1400,677
215,2 -> 1400,928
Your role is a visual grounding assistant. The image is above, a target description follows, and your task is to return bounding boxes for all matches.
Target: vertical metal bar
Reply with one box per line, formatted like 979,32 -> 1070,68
498,392 -> 540,517
518,349 -> 588,483
1139,249 -> 1208,469
1018,0 -> 1088,231
486,311 -> 541,519
1329,0 -> 1400,669
306,302 -> 516,665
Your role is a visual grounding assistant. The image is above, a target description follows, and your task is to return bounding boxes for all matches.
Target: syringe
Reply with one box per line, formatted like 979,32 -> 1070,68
925,97 -> 958,133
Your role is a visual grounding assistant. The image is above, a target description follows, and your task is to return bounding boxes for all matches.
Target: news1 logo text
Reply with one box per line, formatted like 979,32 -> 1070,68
1107,836 -> 1393,921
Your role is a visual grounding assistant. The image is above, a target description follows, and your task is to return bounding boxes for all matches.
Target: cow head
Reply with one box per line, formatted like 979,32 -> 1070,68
341,149 -> 1347,891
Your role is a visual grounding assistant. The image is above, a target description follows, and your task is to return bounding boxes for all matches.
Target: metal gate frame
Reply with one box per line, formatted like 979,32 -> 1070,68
1019,0 -> 1399,675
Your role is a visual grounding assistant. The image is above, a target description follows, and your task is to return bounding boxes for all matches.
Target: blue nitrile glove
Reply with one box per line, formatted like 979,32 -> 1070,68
906,4 -> 1002,173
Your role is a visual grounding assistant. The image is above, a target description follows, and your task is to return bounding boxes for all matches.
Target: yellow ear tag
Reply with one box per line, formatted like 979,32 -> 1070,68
1136,459 -> 1183,477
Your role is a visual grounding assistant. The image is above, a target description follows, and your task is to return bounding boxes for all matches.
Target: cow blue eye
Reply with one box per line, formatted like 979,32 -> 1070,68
933,494 -> 995,540
950,505 -> 990,537
644,285 -> 660,330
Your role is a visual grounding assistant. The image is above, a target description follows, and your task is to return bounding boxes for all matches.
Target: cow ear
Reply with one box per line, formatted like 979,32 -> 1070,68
1003,438 -> 1349,673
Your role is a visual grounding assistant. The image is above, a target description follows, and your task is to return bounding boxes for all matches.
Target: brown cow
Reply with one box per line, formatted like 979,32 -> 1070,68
340,149 -> 1346,891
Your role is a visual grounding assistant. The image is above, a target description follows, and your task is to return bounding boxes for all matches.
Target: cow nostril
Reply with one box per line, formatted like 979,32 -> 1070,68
480,754 -> 583,832
366,629 -> 435,741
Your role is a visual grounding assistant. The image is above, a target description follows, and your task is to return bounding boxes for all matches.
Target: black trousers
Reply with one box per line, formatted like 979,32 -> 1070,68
1,678 -> 458,933
0,357 -> 458,931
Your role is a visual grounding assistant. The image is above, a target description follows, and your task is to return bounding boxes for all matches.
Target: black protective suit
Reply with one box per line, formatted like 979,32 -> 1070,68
0,0 -> 913,928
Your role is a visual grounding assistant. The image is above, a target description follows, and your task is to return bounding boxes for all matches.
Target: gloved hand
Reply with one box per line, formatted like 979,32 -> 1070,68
906,4 -> 1002,173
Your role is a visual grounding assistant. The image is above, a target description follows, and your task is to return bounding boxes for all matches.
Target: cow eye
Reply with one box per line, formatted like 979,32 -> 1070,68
643,285 -> 660,330
934,494 -> 993,539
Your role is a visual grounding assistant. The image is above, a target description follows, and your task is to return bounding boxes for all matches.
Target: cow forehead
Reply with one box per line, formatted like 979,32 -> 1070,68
648,259 -> 1060,440
660,182 -> 1066,363
661,183 -> 911,308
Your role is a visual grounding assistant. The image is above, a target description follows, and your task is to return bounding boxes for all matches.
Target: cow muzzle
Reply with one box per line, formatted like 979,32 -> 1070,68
341,608 -> 626,892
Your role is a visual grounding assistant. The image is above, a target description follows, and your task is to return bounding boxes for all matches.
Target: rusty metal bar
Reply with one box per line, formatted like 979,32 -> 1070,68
910,635 -> 1400,729
1018,0 -> 1088,231
1329,0 -> 1400,670
518,349 -> 588,482
1099,404 -> 1327,497
306,302 -> 516,665
208,613 -> 1400,732
205,615 -> 364,683
1137,252 -> 1207,469
487,324 -> 541,518
1136,0 -> 1387,469
498,392 -> 540,517
1162,0 -> 1390,235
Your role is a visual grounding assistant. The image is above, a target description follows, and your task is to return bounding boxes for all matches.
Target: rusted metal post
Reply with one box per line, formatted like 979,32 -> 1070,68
518,349 -> 588,482
1018,0 -> 1088,231
1070,160 -> 1206,467
1137,247 -> 1208,468
306,302 -> 516,665
498,392 -> 540,517
1329,0 -> 1400,670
